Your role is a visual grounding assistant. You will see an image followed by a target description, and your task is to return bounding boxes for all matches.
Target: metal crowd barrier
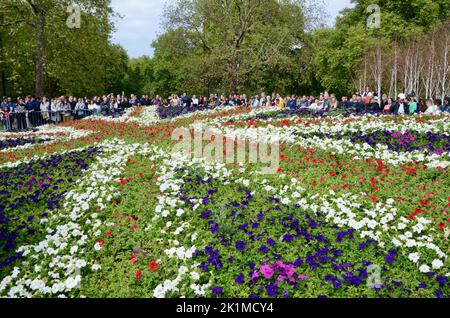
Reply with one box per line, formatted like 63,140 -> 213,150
1,109 -> 125,132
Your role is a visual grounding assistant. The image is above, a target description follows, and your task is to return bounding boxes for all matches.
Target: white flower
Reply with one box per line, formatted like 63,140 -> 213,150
92,264 -> 101,271
419,265 -> 431,273
65,276 -> 81,289
431,259 -> 444,269
94,242 -> 102,251
70,245 -> 78,254
190,272 -> 200,281
408,253 -> 420,263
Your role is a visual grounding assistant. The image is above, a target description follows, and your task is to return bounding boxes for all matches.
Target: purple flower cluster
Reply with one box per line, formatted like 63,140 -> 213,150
0,137 -> 51,151
0,147 -> 100,273
175,169 -> 449,298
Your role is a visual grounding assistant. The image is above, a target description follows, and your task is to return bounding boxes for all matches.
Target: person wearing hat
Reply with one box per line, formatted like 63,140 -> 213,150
390,93 -> 408,115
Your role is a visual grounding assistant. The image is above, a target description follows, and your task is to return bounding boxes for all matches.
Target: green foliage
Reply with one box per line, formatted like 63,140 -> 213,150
311,0 -> 450,95
0,0 -> 127,97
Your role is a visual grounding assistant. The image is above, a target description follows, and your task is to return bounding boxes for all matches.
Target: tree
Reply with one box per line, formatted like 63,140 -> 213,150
312,0 -> 450,96
161,0 -> 308,94
0,0 -> 115,96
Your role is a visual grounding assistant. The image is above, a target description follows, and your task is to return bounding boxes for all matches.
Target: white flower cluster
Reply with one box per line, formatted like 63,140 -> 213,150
0,126 -> 93,154
209,115 -> 450,167
0,139 -> 156,298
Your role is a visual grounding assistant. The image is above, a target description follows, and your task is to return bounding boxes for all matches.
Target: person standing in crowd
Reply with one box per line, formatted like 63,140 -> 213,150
25,96 -> 37,127
153,95 -> 162,107
181,93 -> 192,110
418,99 -> 428,113
1,99 -> 11,131
69,96 -> 77,112
383,98 -> 394,113
40,96 -> 50,124
390,94 -> 408,115
339,96 -> 350,109
441,96 -> 450,112
252,95 -> 260,108
15,97 -> 27,130
192,95 -> 199,107
425,99 -> 440,114
369,96 -> 380,112
353,95 -> 365,113
75,98 -> 87,119
330,94 -> 339,110
407,96 -> 418,114
322,92 -> 331,111
380,94 -> 389,110
298,95 -> 310,108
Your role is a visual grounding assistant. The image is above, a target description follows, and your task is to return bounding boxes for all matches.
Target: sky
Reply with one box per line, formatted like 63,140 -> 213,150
111,0 -> 354,58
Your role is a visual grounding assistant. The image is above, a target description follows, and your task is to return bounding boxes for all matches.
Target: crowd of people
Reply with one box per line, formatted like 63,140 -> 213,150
1,90 -> 449,131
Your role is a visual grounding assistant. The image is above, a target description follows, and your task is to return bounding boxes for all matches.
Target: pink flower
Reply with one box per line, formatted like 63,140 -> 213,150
273,262 -> 285,270
251,271 -> 260,280
260,265 -> 274,279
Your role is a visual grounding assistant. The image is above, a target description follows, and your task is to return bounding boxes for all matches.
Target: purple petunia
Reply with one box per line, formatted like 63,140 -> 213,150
294,258 -> 303,268
235,240 -> 247,251
259,245 -> 269,253
282,234 -> 294,243
198,263 -> 209,271
235,273 -> 245,285
201,210 -> 212,219
210,223 -> 219,234
267,238 -> 276,246
435,290 -> 444,298
436,275 -> 448,287
212,286 -> 223,297
325,275 -> 342,289
265,284 -> 278,297
418,282 -> 427,289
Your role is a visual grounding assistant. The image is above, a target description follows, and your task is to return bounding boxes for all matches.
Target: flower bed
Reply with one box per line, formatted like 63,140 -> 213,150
0,108 -> 448,298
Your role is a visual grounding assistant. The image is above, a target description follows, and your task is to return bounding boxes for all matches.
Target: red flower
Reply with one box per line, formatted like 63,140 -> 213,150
97,239 -> 105,247
119,178 -> 126,185
149,261 -> 158,271
329,171 -> 336,177
408,208 -> 423,220
105,231 -> 112,237
420,200 -> 429,207
135,270 -> 142,280
370,196 -> 378,202
438,222 -> 445,231
139,172 -> 144,178
130,256 -> 138,265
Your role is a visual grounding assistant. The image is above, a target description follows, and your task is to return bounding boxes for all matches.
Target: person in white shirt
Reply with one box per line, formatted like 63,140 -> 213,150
40,97 -> 50,122
424,99 -> 440,114
192,95 -> 199,107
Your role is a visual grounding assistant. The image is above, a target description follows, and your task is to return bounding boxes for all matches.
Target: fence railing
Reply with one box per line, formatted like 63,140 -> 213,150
1,109 -> 124,132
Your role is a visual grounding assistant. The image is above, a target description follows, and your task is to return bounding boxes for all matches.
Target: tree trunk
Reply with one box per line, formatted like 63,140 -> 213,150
35,10 -> 45,97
